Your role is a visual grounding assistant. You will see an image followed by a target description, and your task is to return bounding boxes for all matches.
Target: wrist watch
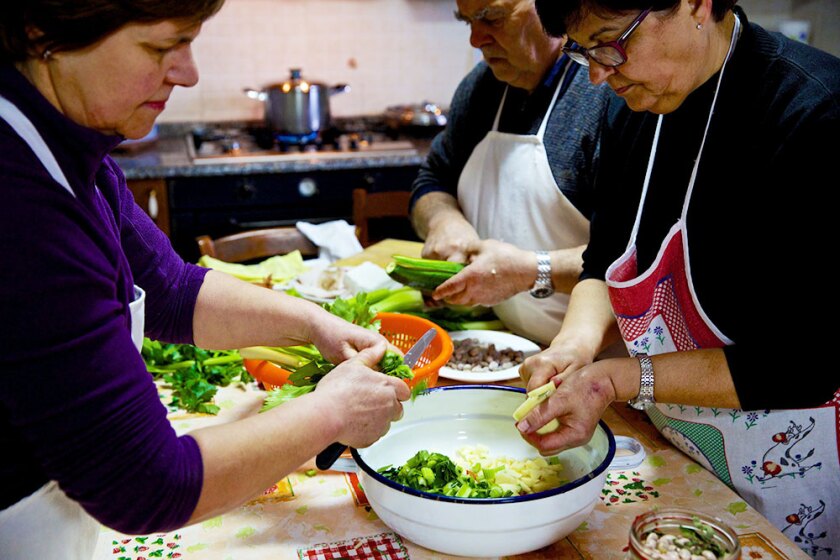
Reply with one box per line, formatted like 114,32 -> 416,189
628,354 -> 655,410
529,251 -> 554,299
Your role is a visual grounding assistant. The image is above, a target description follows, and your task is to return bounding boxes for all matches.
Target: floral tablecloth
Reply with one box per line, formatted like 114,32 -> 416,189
92,379 -> 809,560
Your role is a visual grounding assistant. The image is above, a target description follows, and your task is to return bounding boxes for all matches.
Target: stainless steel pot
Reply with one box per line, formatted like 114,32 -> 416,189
383,102 -> 448,138
244,68 -> 349,137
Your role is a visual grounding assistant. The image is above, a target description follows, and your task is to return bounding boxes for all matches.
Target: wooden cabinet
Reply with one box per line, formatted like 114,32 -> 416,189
127,179 -> 170,236
127,165 -> 420,263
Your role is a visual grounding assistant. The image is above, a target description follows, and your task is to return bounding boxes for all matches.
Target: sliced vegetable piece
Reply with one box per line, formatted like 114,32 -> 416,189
513,381 -> 560,435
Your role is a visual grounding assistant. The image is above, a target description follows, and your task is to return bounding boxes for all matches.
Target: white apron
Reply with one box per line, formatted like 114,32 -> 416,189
458,62 -> 590,345
0,94 -> 146,560
604,16 -> 840,557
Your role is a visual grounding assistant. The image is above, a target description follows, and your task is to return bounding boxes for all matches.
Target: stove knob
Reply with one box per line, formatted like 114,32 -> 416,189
298,177 -> 319,197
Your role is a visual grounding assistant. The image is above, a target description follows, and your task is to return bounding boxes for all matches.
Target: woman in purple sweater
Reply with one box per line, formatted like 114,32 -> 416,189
0,3 -> 408,558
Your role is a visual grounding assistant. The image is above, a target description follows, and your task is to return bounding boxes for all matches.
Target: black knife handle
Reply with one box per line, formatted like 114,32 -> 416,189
316,442 -> 348,470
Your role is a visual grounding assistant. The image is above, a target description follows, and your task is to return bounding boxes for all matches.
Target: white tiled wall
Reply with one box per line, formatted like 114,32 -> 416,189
161,0 -> 474,122
161,0 -> 840,123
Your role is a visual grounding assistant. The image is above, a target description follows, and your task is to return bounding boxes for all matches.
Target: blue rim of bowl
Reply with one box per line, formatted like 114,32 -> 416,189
350,384 -> 617,505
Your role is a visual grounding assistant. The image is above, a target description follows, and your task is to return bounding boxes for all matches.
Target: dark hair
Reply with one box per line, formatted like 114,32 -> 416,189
536,0 -> 737,37
0,0 -> 225,63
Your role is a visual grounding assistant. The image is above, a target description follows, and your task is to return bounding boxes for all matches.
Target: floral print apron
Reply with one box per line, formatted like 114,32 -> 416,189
604,16 -> 840,557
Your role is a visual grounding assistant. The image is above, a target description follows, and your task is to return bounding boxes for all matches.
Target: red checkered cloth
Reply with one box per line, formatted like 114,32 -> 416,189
298,532 -> 409,559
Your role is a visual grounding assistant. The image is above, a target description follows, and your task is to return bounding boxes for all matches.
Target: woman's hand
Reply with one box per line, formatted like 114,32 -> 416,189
520,338 -> 596,391
517,360 -> 618,455
307,312 -> 390,365
433,240 -> 535,306
315,346 -> 410,448
421,213 -> 480,264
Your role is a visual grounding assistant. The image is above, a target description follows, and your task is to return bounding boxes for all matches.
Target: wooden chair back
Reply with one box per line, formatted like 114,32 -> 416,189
352,188 -> 412,247
196,227 -> 318,263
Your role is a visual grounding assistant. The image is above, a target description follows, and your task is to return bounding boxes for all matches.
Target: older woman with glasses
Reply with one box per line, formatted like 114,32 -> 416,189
516,0 -> 840,554
0,3 -> 408,558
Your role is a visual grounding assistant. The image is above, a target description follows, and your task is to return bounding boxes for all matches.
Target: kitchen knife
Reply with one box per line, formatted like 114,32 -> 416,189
315,328 -> 438,471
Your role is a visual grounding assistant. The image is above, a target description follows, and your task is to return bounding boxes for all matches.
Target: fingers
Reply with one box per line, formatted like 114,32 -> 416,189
433,270 -> 468,301
349,340 -> 388,368
520,352 -> 563,391
392,378 -> 411,401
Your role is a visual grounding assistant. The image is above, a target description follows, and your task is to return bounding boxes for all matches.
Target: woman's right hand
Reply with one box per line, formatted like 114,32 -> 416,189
314,346 -> 410,449
421,214 -> 480,264
520,339 -> 595,391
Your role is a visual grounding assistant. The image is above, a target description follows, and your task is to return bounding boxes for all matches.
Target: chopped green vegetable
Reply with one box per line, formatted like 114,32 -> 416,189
377,450 -> 514,499
408,304 -> 504,331
385,255 -> 465,293
673,516 -> 727,558
304,469 -> 318,477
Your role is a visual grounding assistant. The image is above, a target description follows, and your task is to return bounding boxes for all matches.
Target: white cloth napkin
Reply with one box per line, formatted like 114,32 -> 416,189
296,220 -> 363,262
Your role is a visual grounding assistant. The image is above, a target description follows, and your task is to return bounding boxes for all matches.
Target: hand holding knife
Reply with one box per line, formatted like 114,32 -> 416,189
315,328 -> 437,470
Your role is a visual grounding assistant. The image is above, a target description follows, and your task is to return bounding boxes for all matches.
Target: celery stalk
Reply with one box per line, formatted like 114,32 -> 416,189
238,346 -> 304,369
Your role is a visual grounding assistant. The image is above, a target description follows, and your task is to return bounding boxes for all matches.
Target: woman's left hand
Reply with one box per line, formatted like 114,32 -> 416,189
516,360 -> 618,455
433,239 -> 535,306
308,312 -> 390,365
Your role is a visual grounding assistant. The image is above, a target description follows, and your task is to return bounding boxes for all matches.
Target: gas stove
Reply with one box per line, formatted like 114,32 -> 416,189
187,122 -> 418,165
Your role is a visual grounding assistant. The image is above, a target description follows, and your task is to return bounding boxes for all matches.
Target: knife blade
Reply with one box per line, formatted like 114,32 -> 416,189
315,328 -> 438,471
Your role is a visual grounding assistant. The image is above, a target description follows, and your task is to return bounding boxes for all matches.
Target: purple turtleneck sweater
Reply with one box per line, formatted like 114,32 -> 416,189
0,64 -> 208,534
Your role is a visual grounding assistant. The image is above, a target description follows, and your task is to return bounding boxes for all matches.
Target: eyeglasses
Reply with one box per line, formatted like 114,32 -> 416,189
563,8 -> 651,68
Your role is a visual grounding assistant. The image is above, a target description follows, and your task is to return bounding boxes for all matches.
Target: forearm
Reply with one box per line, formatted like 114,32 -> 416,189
603,349 -> 740,408
187,391 -> 338,523
192,270 -> 329,350
552,278 -> 620,359
546,245 -> 584,294
410,192 -> 472,240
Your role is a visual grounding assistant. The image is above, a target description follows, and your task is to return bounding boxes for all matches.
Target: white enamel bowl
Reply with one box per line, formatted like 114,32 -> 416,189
351,385 -> 616,557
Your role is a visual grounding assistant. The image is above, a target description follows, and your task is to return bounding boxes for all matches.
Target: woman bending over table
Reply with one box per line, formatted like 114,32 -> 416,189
518,0 -> 840,555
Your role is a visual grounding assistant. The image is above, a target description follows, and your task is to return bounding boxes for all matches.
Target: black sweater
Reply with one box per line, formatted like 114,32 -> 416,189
581,9 -> 840,409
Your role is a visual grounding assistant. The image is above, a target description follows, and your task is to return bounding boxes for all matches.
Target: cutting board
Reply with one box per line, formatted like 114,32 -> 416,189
335,238 -> 422,268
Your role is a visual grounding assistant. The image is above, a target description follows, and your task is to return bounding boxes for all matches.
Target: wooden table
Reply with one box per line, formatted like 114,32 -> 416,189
335,238 -> 423,268
94,242 -> 809,559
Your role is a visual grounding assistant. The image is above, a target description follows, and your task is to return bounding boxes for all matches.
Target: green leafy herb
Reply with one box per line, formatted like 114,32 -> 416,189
379,349 -> 413,380
141,339 -> 252,414
260,383 -> 316,413
322,292 -> 380,331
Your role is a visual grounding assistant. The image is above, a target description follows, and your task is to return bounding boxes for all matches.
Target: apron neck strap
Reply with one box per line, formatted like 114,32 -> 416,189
0,94 -> 74,197
628,12 -> 742,248
536,59 -> 572,139
491,86 -> 509,132
490,57 -> 573,136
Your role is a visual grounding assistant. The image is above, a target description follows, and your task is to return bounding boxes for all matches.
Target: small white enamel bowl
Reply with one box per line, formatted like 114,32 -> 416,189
351,385 -> 618,557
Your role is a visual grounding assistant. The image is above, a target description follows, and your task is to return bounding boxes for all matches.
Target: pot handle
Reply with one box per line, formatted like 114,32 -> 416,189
243,88 -> 267,101
608,436 -> 647,471
330,84 -> 350,95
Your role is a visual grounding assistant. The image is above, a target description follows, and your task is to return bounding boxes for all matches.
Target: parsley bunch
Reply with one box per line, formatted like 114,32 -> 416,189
141,339 -> 252,414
